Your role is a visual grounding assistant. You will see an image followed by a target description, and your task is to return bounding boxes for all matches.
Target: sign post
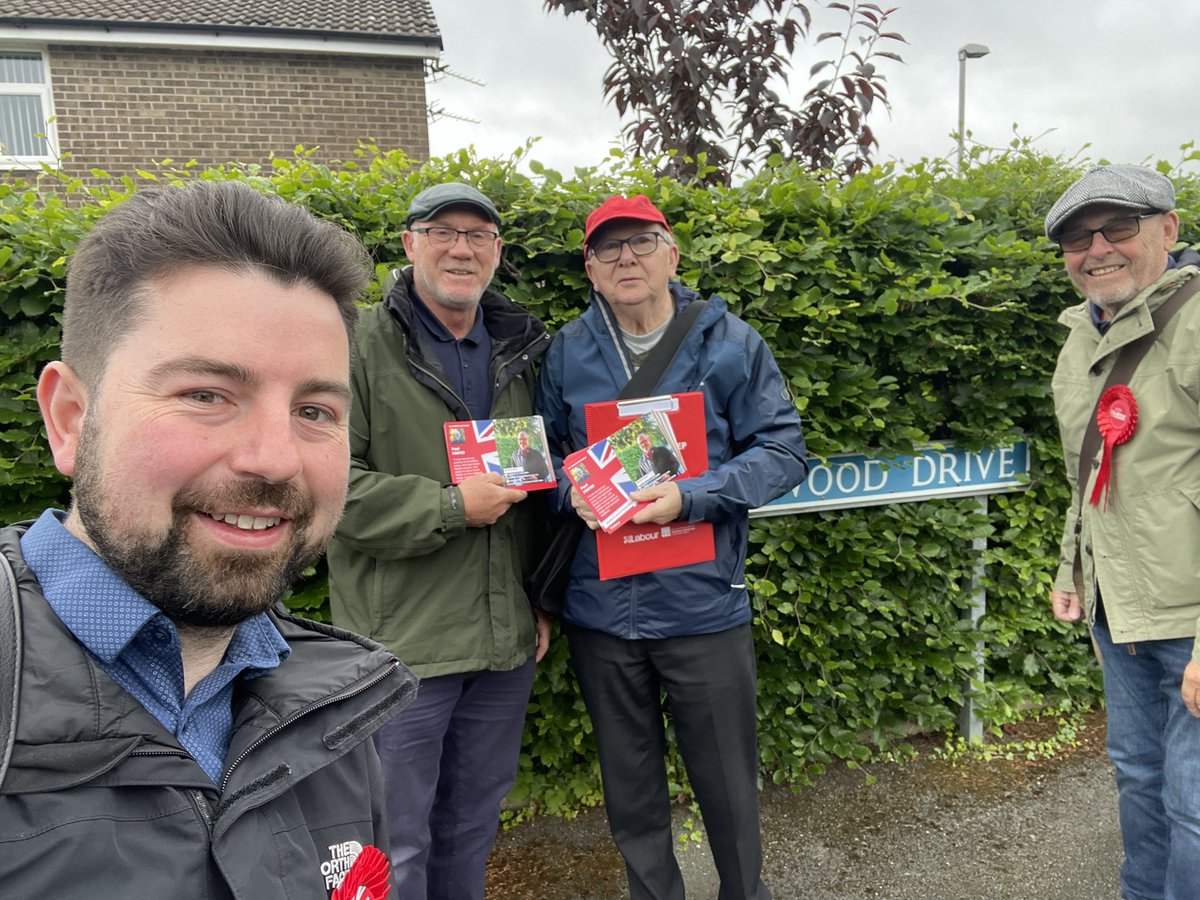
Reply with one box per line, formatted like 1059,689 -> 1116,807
751,442 -> 1030,740
752,442 -> 1029,517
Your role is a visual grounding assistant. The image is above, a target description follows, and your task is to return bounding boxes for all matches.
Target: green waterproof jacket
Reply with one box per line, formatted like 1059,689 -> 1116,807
327,269 -> 550,678
1052,254 -> 1200,662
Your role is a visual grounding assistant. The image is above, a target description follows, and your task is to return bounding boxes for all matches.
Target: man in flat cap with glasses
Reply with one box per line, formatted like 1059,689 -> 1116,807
327,182 -> 551,899
538,195 -> 808,900
1046,164 -> 1200,900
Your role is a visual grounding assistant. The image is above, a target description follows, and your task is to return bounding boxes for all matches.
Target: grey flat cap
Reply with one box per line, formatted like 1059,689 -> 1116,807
1044,164 -> 1175,238
406,182 -> 501,228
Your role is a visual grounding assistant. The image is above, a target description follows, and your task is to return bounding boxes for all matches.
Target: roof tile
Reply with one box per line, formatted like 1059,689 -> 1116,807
0,0 -> 440,40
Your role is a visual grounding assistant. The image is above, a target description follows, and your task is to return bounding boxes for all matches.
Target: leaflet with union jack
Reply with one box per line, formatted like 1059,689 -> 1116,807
582,392 -> 715,577
564,426 -> 656,533
444,415 -> 557,491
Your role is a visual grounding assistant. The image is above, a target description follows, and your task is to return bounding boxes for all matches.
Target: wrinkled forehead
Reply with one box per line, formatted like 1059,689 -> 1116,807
591,219 -> 669,243
1059,202 -> 1148,233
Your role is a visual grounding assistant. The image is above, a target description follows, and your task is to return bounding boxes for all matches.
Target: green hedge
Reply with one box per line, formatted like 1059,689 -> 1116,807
7,145 -> 1193,816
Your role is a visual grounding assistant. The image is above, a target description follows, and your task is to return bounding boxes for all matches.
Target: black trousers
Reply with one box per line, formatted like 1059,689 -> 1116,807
566,622 -> 772,900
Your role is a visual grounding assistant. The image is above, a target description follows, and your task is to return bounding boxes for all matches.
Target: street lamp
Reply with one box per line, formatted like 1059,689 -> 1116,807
957,43 -> 990,171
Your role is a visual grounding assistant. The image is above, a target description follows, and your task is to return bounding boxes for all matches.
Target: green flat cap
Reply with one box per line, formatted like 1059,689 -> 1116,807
406,182 -> 501,228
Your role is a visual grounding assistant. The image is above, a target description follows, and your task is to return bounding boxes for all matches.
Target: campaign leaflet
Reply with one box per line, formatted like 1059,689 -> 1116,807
562,409 -> 686,533
584,392 -> 713,578
443,414 -> 557,491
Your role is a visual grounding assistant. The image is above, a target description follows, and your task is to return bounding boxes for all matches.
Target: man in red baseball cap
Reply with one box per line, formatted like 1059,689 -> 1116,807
538,195 -> 808,900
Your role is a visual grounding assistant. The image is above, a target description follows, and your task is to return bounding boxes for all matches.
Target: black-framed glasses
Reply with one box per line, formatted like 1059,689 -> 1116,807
1056,213 -> 1159,254
411,226 -> 499,250
589,232 -> 667,263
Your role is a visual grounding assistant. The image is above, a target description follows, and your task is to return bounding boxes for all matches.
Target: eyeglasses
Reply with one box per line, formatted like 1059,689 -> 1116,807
589,232 -> 668,263
1056,213 -> 1159,254
410,226 -> 499,250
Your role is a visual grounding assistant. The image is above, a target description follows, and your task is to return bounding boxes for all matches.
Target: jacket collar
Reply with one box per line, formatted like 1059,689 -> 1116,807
1058,253 -> 1200,355
0,525 -> 417,795
584,282 -> 726,388
384,266 -> 548,354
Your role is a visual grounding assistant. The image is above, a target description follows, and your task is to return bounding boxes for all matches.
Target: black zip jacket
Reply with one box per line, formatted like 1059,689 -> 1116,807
0,524 -> 418,899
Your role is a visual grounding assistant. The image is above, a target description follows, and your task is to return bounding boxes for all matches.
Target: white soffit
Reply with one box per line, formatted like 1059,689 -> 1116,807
0,25 -> 439,58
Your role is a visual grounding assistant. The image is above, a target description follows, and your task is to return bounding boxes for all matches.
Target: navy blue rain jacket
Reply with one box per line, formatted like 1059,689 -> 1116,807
537,284 -> 809,639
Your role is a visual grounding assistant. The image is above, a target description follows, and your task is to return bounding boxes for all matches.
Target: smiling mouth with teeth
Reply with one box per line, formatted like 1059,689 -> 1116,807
208,512 -> 283,531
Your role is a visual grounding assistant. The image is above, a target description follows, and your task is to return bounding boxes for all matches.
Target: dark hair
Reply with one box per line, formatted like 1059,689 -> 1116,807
62,180 -> 370,388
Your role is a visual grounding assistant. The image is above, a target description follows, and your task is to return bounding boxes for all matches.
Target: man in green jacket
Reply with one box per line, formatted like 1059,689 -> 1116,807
327,183 -> 550,900
1046,164 -> 1200,900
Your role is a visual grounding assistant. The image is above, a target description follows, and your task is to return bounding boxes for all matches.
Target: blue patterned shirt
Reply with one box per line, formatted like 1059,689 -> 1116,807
19,509 -> 290,785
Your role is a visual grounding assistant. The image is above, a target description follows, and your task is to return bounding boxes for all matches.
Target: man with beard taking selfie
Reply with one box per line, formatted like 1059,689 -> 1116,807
0,181 -> 417,898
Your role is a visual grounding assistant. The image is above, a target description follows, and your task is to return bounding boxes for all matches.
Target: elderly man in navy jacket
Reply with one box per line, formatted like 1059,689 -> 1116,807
538,195 -> 808,900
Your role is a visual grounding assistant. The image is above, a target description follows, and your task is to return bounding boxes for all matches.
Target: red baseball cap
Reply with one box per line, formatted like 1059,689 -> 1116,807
584,195 -> 671,253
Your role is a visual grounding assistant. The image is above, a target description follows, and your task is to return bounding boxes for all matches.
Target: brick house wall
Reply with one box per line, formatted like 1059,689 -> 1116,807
46,44 -> 428,179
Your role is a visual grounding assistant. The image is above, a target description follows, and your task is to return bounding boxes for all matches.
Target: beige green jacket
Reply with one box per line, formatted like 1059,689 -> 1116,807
1052,257 -> 1200,663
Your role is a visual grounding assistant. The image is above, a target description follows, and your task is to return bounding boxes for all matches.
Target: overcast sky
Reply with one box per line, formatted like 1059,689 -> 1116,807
425,1 -> 1199,176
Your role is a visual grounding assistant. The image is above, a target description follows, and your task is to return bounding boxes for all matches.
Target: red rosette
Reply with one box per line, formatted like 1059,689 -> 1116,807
330,845 -> 391,900
1089,384 -> 1138,511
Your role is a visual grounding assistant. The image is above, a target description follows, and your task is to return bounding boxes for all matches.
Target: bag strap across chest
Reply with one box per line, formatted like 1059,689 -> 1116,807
1070,273 -> 1200,591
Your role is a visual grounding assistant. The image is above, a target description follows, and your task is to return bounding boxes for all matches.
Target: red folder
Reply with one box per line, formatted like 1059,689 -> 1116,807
585,392 -> 715,580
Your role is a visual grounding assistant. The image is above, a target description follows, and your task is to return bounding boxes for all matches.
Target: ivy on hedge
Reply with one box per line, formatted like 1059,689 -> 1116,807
6,144 -> 1190,817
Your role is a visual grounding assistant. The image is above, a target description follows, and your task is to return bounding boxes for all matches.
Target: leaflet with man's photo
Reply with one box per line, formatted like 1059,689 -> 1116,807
582,392 -> 715,578
443,415 -> 557,491
562,410 -> 687,533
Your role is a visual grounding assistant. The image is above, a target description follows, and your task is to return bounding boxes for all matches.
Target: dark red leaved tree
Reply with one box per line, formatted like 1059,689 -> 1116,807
545,0 -> 904,184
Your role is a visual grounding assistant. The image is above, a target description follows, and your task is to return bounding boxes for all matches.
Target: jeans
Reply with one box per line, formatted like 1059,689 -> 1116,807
1093,620 -> 1200,900
373,659 -> 535,900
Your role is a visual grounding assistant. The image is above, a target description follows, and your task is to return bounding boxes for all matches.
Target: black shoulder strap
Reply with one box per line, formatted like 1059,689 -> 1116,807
0,549 -> 21,793
618,299 -> 708,401
1071,273 -> 1200,580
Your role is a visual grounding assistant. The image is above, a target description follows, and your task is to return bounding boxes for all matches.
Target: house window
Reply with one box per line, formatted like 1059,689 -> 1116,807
0,51 -> 58,167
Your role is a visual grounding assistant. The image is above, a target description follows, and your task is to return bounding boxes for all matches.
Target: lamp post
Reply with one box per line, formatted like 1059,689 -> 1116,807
957,43 -> 990,171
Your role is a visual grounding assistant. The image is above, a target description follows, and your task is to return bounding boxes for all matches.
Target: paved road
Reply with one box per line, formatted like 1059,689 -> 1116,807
487,711 -> 1121,899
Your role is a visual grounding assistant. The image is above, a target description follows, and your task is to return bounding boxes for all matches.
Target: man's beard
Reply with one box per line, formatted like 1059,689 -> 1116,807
1089,292 -> 1135,319
72,422 -> 330,628
413,268 -> 487,313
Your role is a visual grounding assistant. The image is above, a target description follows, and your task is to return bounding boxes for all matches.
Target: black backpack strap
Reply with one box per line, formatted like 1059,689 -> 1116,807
0,550 -> 20,793
618,299 -> 708,400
